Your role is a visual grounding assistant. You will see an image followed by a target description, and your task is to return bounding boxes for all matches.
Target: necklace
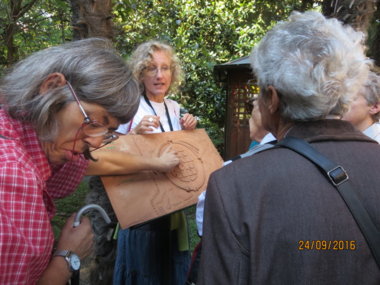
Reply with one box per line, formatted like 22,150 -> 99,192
143,94 -> 174,132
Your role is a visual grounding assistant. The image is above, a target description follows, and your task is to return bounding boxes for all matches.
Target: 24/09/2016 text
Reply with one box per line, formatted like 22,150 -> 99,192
298,240 -> 356,251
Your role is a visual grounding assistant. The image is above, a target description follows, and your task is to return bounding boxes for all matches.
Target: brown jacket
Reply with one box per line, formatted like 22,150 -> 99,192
199,120 -> 380,285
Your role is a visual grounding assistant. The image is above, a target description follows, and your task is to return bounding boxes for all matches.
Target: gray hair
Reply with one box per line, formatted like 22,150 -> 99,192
128,40 -> 183,94
0,38 -> 140,140
362,71 -> 380,121
250,11 -> 372,121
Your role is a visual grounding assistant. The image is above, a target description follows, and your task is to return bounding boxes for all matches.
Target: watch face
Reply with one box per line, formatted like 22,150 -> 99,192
70,254 -> 81,271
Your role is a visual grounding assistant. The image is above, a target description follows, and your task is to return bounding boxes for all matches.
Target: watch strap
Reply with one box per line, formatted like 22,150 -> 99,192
71,270 -> 80,285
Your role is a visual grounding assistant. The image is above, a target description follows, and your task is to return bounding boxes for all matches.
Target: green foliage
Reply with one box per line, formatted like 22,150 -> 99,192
185,205 -> 201,251
0,0 -> 71,70
1,0 -> 320,152
112,0 -> 314,153
52,181 -> 90,238
16,0 -> 72,54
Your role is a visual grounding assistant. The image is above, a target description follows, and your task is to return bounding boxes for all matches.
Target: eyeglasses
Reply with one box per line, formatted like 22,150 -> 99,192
67,82 -> 119,152
144,65 -> 172,76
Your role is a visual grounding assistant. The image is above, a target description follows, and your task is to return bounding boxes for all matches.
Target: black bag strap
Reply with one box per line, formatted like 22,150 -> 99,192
277,136 -> 380,269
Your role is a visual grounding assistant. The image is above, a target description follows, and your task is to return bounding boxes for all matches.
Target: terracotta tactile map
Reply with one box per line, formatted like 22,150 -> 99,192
100,129 -> 223,229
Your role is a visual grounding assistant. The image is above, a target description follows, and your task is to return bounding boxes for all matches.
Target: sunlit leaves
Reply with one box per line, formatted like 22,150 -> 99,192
110,0 -> 319,151
0,0 -> 71,67
1,0 -> 320,151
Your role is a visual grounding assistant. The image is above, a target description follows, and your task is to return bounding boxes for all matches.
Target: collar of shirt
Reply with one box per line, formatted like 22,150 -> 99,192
363,122 -> 380,144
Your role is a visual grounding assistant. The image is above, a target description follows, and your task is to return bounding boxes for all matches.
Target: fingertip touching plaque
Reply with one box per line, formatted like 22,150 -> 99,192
101,129 -> 223,229
159,140 -> 205,192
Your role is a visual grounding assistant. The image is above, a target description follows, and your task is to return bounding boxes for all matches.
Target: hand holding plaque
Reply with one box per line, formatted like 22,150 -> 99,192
101,129 -> 223,229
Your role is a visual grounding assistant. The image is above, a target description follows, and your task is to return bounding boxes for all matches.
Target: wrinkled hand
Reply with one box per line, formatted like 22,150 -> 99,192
180,113 -> 197,130
55,214 -> 94,259
157,146 -> 180,172
132,115 -> 160,134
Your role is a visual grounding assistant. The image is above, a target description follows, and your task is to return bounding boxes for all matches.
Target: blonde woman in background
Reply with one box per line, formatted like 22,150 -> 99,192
114,40 -> 197,285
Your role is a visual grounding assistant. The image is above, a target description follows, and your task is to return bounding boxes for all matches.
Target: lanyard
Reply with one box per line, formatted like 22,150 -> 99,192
143,94 -> 174,132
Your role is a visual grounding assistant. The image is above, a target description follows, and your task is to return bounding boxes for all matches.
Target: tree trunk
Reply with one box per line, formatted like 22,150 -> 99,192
70,0 -> 114,40
2,0 -> 38,65
322,0 -> 379,66
68,1 -> 117,283
368,0 -> 380,67
5,23 -> 18,65
322,0 -> 377,32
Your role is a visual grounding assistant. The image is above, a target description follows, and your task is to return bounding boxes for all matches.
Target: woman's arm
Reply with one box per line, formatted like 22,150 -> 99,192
37,215 -> 93,285
37,257 -> 71,285
85,146 -> 179,176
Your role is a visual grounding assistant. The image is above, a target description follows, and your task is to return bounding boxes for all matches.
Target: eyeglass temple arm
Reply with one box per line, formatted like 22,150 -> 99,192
66,82 -> 91,122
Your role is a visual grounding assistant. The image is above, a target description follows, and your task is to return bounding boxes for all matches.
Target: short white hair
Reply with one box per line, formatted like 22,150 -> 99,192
362,71 -> 380,121
250,11 -> 372,121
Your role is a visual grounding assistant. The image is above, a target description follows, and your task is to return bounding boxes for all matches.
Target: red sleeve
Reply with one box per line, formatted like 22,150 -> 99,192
0,160 -> 53,284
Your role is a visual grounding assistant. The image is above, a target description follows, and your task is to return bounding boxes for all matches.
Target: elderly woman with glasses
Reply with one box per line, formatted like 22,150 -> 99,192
198,11 -> 380,284
0,38 -> 179,285
113,40 -> 197,285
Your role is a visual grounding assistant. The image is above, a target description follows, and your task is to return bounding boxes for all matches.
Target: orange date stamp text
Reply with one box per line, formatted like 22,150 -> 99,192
298,240 -> 356,251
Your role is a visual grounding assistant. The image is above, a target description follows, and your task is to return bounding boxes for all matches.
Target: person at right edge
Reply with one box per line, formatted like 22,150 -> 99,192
198,11 -> 380,284
342,71 -> 380,143
113,40 -> 197,285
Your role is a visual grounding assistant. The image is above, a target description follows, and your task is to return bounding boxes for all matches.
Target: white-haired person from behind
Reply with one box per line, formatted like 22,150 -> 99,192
198,11 -> 380,284
186,95 -> 276,285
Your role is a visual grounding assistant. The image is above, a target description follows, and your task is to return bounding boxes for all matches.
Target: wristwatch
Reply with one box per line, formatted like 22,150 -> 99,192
53,250 -> 81,272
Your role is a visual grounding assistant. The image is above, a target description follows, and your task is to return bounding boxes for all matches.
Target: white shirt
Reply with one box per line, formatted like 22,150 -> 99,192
363,122 -> 380,143
260,132 -> 276,145
117,96 -> 182,134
